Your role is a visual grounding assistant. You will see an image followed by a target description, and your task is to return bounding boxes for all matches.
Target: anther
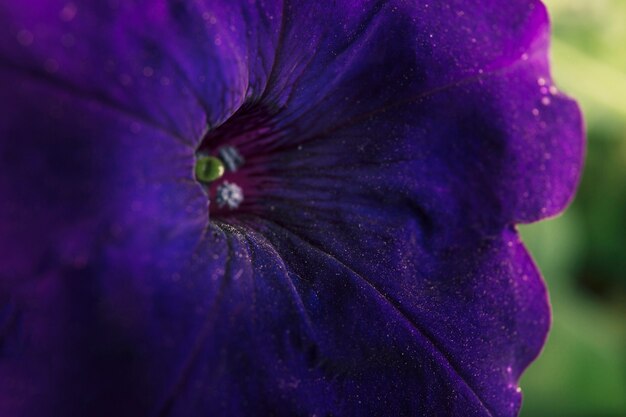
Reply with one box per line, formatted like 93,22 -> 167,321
218,146 -> 245,172
215,181 -> 244,209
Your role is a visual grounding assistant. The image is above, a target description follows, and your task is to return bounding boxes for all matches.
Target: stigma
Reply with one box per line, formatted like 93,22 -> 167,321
194,146 -> 245,211
195,155 -> 225,183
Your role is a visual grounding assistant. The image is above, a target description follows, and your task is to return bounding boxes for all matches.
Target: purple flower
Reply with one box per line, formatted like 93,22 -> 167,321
0,0 -> 583,416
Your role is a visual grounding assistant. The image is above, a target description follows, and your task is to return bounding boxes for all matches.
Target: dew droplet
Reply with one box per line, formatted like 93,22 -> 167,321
16,29 -> 34,46
60,2 -> 78,22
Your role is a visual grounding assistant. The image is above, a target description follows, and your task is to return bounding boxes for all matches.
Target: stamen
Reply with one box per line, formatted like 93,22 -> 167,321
215,181 -> 244,209
218,146 -> 245,172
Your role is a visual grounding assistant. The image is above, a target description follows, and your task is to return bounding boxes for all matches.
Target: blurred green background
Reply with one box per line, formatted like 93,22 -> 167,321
519,1 -> 626,416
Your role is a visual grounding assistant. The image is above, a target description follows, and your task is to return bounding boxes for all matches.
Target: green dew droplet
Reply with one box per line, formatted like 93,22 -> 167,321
194,155 -> 225,184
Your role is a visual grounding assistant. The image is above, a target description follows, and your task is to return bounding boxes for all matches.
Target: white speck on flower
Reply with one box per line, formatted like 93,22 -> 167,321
215,181 -> 244,209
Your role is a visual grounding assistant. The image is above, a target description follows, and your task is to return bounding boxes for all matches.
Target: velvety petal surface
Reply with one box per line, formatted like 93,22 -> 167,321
0,1 -> 583,417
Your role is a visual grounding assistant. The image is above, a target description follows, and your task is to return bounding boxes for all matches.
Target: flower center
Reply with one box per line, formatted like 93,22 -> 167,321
194,146 -> 246,211
194,104 -> 280,217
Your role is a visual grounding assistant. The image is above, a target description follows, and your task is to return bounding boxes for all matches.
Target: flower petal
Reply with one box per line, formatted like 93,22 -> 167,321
0,0 -> 282,138
256,0 -> 583,225
245,219 -> 549,416
221,0 -> 581,414
0,1 -> 583,416
0,64 -> 206,414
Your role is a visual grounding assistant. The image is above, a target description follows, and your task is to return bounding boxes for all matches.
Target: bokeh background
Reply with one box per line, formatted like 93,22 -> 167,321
519,1 -> 626,416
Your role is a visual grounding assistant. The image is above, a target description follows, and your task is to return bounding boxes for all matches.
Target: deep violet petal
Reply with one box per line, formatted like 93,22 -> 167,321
0,1 -> 583,417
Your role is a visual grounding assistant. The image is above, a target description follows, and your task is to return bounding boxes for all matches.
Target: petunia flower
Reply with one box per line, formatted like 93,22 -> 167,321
0,0 -> 583,416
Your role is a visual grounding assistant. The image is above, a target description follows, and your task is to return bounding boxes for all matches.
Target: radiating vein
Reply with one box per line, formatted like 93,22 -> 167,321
259,218 -> 497,417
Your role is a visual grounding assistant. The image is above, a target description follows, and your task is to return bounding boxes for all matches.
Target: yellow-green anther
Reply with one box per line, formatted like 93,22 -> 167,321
195,155 -> 225,183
